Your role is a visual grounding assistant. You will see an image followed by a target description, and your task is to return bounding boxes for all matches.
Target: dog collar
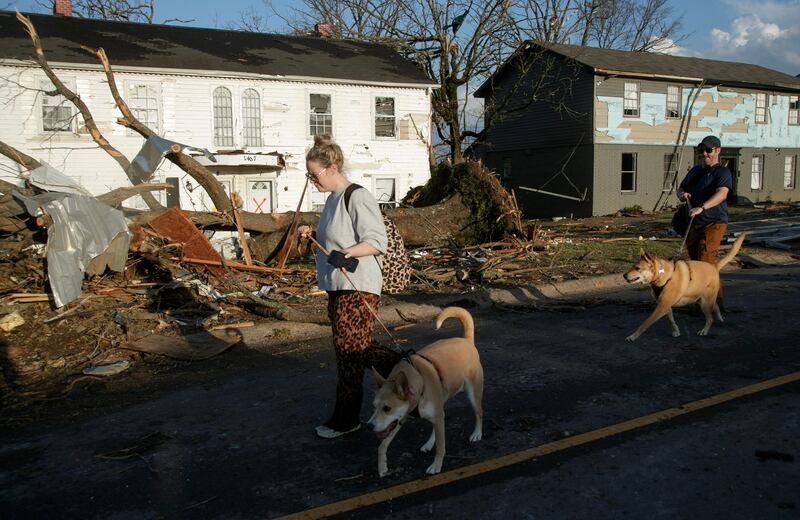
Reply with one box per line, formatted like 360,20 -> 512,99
652,266 -> 666,284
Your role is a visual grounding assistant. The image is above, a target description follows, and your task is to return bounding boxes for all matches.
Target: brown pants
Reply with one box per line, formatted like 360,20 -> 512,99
686,222 -> 728,308
325,291 -> 402,431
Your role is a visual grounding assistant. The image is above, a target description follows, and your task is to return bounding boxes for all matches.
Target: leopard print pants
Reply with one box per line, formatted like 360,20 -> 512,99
325,291 -> 402,431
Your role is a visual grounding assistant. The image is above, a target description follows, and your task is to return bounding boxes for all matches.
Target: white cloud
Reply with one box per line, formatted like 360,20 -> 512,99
655,37 -> 700,58
702,1 -> 800,74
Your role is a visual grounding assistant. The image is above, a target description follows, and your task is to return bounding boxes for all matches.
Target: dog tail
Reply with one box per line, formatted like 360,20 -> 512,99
435,306 -> 474,344
716,232 -> 746,271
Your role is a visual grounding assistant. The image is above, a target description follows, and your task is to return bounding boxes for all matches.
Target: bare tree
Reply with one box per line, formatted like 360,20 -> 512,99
35,0 -> 192,24
255,0 -> 516,164
511,0 -> 685,52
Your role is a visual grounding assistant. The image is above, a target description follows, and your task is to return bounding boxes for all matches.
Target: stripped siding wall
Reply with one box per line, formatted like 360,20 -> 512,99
592,77 -> 800,214
594,77 -> 800,149
0,65 -> 432,213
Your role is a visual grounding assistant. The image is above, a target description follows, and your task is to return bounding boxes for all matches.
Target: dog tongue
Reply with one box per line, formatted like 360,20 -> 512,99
375,421 -> 397,440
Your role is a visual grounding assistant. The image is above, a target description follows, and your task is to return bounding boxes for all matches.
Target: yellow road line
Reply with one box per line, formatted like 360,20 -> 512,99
278,370 -> 800,520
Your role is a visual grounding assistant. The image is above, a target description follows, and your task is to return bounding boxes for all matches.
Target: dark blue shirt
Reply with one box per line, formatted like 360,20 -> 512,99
679,163 -> 733,225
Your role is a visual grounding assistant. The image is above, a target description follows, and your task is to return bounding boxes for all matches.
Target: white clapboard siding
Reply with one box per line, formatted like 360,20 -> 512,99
1,64 -> 432,213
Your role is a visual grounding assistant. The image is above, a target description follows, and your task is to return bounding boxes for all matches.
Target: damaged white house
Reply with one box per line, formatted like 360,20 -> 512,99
0,7 -> 436,217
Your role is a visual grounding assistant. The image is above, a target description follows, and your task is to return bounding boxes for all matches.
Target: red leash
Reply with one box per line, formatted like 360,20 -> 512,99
305,235 -> 401,347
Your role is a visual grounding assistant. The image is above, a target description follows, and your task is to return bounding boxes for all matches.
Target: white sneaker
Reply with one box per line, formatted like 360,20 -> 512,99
315,424 -> 361,439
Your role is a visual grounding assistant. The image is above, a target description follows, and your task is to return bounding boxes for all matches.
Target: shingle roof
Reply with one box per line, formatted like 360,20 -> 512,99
0,11 -> 436,87
476,41 -> 800,96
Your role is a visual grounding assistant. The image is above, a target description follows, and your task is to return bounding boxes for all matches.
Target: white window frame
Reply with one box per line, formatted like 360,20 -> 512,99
789,95 -> 799,126
755,93 -> 768,124
213,86 -> 235,148
309,92 -> 333,137
784,155 -> 796,190
374,96 -> 396,139
125,80 -> 161,134
40,77 -> 76,133
751,154 -> 764,190
621,152 -> 637,192
241,88 -> 262,148
666,85 -> 681,119
374,177 -> 399,208
623,82 -> 639,117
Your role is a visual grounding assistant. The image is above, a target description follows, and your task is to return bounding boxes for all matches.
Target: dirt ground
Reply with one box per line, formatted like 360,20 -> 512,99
1,202 -> 798,417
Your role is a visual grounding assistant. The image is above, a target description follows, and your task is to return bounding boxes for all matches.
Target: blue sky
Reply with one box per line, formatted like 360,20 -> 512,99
11,0 -> 800,75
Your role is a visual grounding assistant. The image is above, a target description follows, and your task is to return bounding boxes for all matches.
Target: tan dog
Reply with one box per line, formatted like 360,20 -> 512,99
623,233 -> 746,342
367,307 -> 483,477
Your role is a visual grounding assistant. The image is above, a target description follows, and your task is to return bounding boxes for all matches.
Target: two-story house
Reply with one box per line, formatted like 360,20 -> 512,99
474,41 -> 800,218
0,7 -> 436,218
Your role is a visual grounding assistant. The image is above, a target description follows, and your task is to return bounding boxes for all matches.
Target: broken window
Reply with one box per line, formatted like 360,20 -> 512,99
310,94 -> 332,136
789,96 -> 799,126
213,86 -> 234,147
623,82 -> 639,117
502,157 -> 513,181
375,178 -> 397,208
127,82 -> 160,133
666,85 -> 681,118
621,153 -> 637,192
755,93 -> 768,124
751,155 -> 764,190
663,153 -> 678,191
375,97 -> 396,138
785,155 -> 796,189
41,78 -> 75,132
242,88 -> 262,147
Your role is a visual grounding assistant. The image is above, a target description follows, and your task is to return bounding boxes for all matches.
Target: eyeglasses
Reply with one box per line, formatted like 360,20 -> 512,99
698,147 -> 715,154
305,167 -> 327,181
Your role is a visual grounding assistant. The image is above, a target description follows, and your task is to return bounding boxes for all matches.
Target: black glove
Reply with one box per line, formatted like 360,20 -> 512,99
327,250 -> 359,272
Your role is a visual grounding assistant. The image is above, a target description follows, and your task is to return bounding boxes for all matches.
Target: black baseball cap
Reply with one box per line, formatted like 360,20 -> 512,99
698,135 -> 721,149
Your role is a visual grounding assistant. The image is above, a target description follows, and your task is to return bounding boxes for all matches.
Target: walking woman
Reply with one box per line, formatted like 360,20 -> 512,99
297,135 -> 398,439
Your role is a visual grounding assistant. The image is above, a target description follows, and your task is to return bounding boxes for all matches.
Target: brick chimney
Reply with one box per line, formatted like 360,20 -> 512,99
53,0 -> 73,17
314,23 -> 333,39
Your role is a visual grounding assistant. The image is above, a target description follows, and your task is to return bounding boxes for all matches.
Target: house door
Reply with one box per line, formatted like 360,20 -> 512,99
720,149 -> 739,205
246,179 -> 274,213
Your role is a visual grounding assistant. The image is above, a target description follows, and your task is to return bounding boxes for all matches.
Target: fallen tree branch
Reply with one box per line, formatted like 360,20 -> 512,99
94,47 -> 232,214
15,12 -> 162,210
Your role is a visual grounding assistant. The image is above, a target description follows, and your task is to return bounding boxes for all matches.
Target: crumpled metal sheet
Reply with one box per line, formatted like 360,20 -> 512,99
126,135 -> 215,184
14,191 -> 131,308
27,161 -> 92,196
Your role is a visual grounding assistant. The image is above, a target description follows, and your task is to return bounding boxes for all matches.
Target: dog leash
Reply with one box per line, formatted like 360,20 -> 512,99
678,199 -> 695,256
305,235 -> 403,349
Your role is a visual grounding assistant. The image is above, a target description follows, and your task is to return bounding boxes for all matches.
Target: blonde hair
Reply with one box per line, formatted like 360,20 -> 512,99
306,134 -> 344,171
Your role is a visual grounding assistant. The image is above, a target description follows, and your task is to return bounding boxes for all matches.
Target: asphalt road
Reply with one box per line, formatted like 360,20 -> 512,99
1,265 -> 799,519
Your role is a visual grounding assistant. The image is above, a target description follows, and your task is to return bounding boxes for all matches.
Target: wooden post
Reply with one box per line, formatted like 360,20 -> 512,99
231,193 -> 253,266
275,178 -> 309,270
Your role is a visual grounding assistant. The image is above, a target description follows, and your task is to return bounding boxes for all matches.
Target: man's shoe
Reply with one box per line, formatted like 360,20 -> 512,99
315,424 -> 361,439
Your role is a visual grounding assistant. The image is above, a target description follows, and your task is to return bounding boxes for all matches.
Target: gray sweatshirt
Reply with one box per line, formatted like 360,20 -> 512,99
315,184 -> 388,295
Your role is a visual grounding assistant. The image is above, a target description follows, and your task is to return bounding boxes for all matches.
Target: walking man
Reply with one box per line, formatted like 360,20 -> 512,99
677,135 -> 734,264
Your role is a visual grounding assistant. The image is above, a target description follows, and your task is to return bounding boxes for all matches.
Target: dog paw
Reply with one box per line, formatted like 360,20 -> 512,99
426,462 -> 442,475
672,330 -> 681,337
470,431 -> 482,442
696,329 -> 708,336
378,464 -> 388,477
625,334 -> 637,342
420,440 -> 434,453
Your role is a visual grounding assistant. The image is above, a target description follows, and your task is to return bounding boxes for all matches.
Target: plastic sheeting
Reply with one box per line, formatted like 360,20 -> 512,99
15,191 -> 130,307
126,135 -> 215,184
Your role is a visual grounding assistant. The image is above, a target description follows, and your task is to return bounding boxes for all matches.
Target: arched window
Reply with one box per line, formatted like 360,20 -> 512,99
213,87 -> 234,147
242,88 -> 262,147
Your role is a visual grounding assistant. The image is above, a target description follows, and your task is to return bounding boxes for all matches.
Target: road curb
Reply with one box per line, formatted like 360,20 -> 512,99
239,273 -> 631,351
